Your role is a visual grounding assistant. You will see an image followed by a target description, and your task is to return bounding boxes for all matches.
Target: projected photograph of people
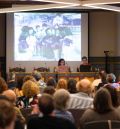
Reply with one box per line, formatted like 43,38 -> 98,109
14,13 -> 81,61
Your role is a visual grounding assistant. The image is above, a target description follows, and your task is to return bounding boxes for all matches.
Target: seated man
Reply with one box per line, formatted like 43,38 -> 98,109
80,56 -> 91,72
67,79 -> 93,109
27,94 -> 77,129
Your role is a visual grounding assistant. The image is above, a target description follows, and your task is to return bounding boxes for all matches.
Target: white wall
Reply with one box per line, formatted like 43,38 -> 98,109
89,11 -> 117,57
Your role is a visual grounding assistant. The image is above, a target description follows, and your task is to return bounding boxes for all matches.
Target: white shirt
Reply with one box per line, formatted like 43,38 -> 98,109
67,92 -> 93,109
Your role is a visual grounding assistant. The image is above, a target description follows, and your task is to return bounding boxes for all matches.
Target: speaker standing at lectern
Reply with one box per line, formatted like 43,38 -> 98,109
80,56 -> 91,72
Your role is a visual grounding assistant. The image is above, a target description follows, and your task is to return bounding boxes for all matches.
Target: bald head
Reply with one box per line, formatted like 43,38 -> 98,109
76,79 -> 92,94
2,90 -> 16,103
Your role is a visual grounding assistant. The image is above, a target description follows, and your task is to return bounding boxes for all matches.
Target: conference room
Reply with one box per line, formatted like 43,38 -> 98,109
0,0 -> 120,129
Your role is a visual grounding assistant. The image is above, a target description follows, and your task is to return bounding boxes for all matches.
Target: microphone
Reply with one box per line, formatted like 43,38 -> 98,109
44,62 -> 47,72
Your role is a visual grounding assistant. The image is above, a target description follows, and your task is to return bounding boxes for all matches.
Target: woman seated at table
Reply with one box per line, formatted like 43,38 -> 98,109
57,58 -> 69,72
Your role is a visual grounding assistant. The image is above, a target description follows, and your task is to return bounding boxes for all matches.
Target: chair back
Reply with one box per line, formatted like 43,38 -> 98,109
68,108 -> 86,128
85,120 -> 120,129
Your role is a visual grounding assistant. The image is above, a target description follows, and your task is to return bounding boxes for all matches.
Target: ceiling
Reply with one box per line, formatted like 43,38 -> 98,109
0,0 -> 120,13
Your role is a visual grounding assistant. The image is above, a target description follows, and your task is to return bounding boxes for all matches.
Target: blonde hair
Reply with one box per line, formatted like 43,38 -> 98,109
22,80 -> 40,98
54,89 -> 70,110
56,79 -> 67,90
76,79 -> 92,94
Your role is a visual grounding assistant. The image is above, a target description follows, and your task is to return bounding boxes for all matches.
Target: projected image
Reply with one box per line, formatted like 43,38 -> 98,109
14,13 -> 81,61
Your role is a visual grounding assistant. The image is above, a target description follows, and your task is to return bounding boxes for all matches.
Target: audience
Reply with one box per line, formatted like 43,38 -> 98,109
67,79 -> 93,109
27,94 -> 77,129
79,88 -> 120,129
1,70 -> 120,129
54,89 -> 74,123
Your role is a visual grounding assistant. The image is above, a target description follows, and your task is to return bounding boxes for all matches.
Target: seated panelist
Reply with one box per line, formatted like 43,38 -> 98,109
80,56 -> 91,72
57,58 -> 69,72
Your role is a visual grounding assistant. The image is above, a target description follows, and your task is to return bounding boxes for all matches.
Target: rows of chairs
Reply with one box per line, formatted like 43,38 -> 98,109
20,108 -> 120,129
85,120 -> 120,129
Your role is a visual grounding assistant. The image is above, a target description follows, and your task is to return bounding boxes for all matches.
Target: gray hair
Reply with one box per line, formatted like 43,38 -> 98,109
106,73 -> 116,82
53,89 -> 70,111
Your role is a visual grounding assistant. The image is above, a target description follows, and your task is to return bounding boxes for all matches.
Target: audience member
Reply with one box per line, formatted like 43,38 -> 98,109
117,75 -> 120,84
23,75 -> 36,83
0,77 -> 8,94
79,88 -> 120,129
47,77 -> 57,88
67,79 -> 77,94
103,84 -> 119,108
32,70 -> 46,87
22,80 -> 40,98
106,73 -> 120,90
2,90 -> 25,124
43,86 -> 55,96
32,70 -> 46,93
91,73 -> 101,90
67,79 -> 93,109
97,70 -> 107,90
27,94 -> 77,129
7,72 -> 16,89
14,76 -> 24,97
54,89 -> 74,123
56,78 -> 67,90
0,99 -> 16,129
20,80 -> 40,108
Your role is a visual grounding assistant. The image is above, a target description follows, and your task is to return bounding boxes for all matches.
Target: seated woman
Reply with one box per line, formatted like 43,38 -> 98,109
57,58 -> 69,73
79,88 -> 120,129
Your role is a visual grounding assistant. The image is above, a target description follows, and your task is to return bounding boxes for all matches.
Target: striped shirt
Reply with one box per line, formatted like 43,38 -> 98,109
67,92 -> 93,109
